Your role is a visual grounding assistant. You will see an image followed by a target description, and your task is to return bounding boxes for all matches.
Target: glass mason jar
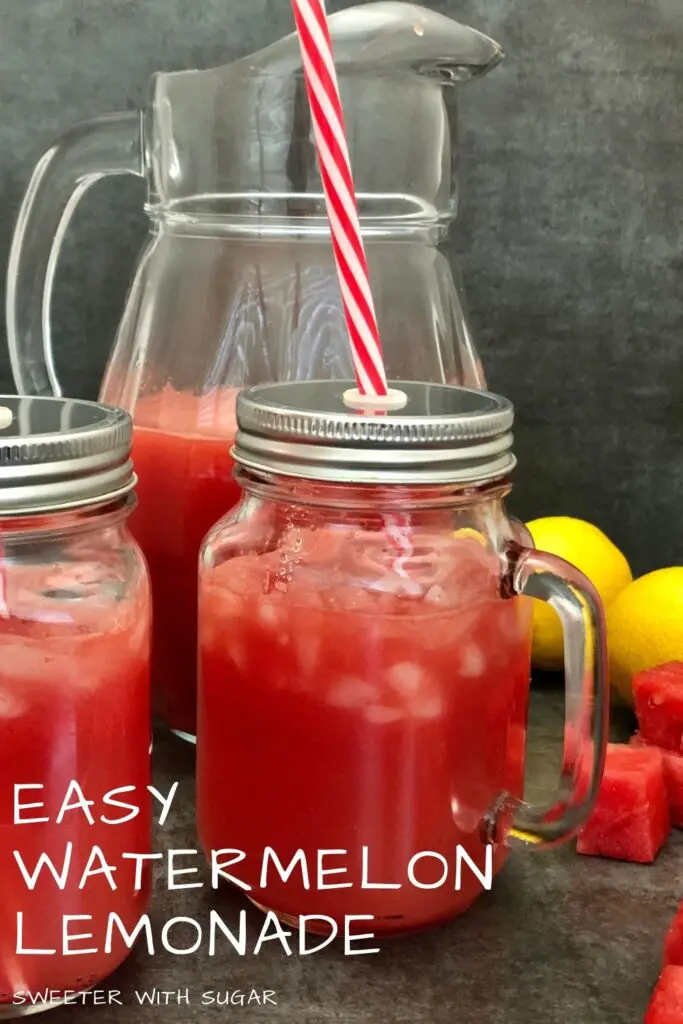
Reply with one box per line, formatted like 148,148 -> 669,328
0,397 -> 151,1015
197,381 -> 609,937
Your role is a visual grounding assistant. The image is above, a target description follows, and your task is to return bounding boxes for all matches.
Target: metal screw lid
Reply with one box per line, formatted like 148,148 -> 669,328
0,395 -> 136,516
234,380 -> 516,485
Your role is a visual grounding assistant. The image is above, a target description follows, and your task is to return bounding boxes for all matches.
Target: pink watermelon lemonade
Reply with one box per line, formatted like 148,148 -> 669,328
130,387 -> 240,738
0,560 -> 151,1006
198,525 -> 533,935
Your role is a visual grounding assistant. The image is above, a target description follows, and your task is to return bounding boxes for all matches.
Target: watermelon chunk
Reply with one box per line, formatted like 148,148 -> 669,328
631,734 -> 683,828
576,743 -> 670,863
645,966 -> 683,1023
663,901 -> 683,968
634,663 -> 683,753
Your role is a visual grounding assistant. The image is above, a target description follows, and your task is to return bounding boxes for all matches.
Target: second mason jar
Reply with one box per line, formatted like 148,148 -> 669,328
0,396 -> 151,1015
197,381 -> 609,936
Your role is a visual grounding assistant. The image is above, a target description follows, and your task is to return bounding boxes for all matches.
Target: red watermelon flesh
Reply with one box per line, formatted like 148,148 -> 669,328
645,966 -> 683,1023
663,901 -> 683,968
630,734 -> 683,828
576,743 -> 670,863
634,663 -> 683,753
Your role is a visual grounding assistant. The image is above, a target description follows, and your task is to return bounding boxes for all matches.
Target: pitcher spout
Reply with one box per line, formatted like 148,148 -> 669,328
242,1 -> 503,82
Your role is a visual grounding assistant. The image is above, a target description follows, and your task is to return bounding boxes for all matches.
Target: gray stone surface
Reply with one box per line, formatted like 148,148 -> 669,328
0,1 -> 682,576
38,688 -> 675,1024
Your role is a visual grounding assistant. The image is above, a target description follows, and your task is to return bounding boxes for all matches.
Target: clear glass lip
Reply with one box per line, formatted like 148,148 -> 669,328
224,1 -> 503,81
145,193 -> 454,239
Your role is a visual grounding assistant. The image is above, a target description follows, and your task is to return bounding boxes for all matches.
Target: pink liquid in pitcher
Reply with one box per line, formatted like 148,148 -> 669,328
198,525 -> 533,935
131,387 -> 240,737
0,565 -> 150,1004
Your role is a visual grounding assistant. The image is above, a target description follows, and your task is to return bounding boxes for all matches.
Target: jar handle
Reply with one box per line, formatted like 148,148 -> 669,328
488,545 -> 610,850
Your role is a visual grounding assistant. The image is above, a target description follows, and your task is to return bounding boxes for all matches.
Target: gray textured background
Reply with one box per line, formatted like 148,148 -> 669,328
1,0 -> 682,574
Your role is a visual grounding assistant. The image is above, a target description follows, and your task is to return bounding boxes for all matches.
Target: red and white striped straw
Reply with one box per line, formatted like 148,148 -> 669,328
291,0 -> 389,399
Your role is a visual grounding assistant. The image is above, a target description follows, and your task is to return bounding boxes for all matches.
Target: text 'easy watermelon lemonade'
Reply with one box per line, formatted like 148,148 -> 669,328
130,386 -> 240,737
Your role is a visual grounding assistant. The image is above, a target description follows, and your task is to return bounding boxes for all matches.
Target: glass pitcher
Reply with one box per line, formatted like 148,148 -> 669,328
197,380 -> 609,935
6,2 -> 503,742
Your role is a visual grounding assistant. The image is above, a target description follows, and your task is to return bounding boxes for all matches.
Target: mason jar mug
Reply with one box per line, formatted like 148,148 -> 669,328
197,381 -> 609,937
0,397 -> 152,1015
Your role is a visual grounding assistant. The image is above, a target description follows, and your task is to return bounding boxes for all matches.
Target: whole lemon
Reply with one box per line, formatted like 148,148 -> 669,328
526,517 -> 632,670
608,567 -> 683,705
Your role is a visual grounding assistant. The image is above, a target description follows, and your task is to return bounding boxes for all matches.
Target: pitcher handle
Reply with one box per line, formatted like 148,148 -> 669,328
487,545 -> 610,850
6,112 -> 144,397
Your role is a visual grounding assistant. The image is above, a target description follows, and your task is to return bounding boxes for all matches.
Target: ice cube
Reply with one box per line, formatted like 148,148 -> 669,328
226,641 -> 247,672
386,662 -> 444,719
0,686 -> 27,720
215,554 -> 263,597
387,662 -> 425,698
460,643 -> 486,678
0,642 -> 50,686
257,602 -> 280,631
411,695 -> 444,719
199,595 -> 241,651
365,704 -> 405,724
296,634 -> 321,680
329,677 -> 377,708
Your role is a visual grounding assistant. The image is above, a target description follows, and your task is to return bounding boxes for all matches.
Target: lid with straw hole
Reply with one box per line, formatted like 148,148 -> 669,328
0,396 -> 135,515
233,380 -> 516,486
